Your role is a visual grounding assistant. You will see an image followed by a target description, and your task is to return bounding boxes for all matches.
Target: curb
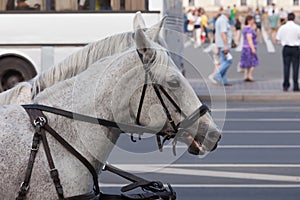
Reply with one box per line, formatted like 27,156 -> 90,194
198,93 -> 300,102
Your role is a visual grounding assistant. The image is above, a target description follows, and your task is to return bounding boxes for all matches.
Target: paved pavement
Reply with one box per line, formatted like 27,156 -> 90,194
182,29 -> 300,102
101,103 -> 300,200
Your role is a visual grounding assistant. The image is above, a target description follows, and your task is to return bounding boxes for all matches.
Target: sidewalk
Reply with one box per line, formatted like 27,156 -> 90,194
189,78 -> 300,102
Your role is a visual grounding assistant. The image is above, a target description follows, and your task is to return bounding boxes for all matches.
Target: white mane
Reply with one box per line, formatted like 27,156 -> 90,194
31,32 -> 134,97
0,82 -> 32,104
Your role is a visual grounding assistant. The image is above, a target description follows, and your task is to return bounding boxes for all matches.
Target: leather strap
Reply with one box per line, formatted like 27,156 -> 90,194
16,133 -> 40,200
22,104 -> 160,135
19,107 -> 100,200
16,109 -> 44,200
136,73 -> 148,126
43,123 -> 100,195
40,128 -> 64,199
104,164 -> 163,193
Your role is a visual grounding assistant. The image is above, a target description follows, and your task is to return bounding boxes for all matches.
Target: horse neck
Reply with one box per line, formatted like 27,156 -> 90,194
33,66 -> 122,196
32,32 -> 134,97
34,55 -> 128,170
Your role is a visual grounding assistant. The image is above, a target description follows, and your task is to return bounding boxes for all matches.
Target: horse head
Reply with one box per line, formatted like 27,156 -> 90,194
111,27 -> 221,156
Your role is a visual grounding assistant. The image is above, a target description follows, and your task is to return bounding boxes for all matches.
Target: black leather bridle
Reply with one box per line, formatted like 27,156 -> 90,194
135,49 -> 210,155
16,49 -> 210,200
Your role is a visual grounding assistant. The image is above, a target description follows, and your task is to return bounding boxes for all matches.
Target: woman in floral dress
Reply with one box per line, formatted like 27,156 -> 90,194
240,15 -> 259,82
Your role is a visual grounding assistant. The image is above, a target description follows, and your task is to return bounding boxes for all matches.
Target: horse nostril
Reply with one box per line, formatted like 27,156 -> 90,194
211,143 -> 218,151
210,135 -> 221,152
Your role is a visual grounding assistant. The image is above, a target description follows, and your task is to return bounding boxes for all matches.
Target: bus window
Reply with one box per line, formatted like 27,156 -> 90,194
55,0 -> 78,11
2,0 -> 45,11
16,0 -> 40,10
80,0 -> 147,11
2,0 -> 148,11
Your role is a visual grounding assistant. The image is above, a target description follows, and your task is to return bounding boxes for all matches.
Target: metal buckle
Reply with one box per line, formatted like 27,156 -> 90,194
30,146 -> 39,151
33,116 -> 46,127
102,162 -> 108,171
20,182 -> 30,192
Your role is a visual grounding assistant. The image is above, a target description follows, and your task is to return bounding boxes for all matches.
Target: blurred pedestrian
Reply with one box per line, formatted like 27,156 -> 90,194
261,6 -> 268,28
192,8 -> 203,48
235,14 -> 244,73
201,9 -> 210,43
212,8 -> 223,43
209,11 -> 222,79
240,15 -> 259,82
209,9 -> 233,86
16,0 -> 34,10
230,4 -> 237,24
279,8 -> 287,25
268,3 -> 279,43
186,8 -> 194,35
268,3 -> 279,16
234,14 -> 242,46
183,7 -> 189,34
276,12 -> 300,92
254,8 -> 263,43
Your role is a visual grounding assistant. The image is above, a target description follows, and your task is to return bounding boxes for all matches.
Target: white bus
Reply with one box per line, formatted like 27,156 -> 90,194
0,0 -> 183,92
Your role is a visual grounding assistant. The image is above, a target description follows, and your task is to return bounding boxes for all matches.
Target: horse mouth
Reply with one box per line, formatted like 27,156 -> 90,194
188,138 -> 207,155
186,134 -> 220,156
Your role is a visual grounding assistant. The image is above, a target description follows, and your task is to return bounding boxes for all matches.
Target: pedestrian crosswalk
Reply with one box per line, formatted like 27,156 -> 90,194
184,28 -> 278,53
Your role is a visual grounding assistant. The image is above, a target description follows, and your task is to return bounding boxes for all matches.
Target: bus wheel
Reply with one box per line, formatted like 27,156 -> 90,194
0,57 -> 37,92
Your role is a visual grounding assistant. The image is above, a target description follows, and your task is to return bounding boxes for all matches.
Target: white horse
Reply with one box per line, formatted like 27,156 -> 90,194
0,27 -> 221,199
0,12 -> 166,105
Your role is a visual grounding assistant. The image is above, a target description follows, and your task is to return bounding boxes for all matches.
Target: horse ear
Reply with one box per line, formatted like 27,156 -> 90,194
135,28 -> 156,65
146,16 -> 167,42
133,11 -> 146,30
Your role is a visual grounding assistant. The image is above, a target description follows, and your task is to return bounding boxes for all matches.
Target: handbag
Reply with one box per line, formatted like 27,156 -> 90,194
187,23 -> 194,32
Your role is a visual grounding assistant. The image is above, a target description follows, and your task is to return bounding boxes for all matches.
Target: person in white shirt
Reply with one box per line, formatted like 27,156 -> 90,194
279,8 -> 288,25
276,12 -> 300,92
268,3 -> 279,16
192,8 -> 203,48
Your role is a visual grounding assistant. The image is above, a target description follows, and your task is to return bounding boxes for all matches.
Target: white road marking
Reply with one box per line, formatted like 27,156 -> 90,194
221,130 -> 300,134
138,164 -> 300,168
184,40 -> 193,48
203,43 -> 214,53
101,184 -> 300,188
262,27 -> 275,53
165,145 -> 300,149
235,36 -> 243,52
103,166 -> 300,182
212,107 -> 300,112
218,145 -> 300,149
215,118 -> 300,122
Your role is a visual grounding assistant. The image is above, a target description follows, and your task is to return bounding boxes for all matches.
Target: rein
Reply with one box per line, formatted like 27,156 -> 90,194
18,105 -> 177,200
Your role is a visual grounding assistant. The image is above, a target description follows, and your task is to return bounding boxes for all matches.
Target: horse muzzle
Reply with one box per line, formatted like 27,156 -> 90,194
187,132 -> 221,155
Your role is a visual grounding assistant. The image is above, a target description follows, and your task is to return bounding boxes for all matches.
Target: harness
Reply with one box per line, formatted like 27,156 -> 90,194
17,50 -> 210,200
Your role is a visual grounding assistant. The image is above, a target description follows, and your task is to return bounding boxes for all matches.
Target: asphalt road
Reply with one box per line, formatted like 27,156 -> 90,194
100,102 -> 300,200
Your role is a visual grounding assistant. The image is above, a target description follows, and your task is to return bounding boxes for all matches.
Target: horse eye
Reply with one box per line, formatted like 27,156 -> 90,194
167,78 -> 180,88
